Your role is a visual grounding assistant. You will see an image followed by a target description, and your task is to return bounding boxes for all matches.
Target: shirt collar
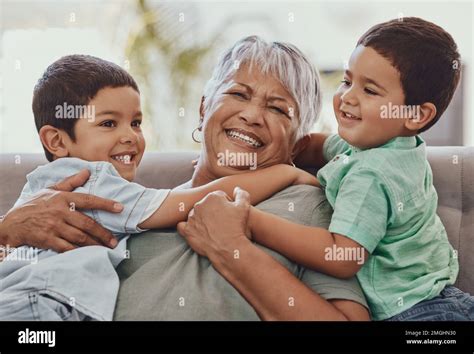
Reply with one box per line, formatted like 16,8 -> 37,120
350,135 -> 422,153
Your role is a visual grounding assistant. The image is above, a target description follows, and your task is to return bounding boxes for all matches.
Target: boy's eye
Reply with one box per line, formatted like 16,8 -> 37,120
100,120 -> 116,128
364,88 -> 378,95
132,120 -> 142,127
341,79 -> 351,86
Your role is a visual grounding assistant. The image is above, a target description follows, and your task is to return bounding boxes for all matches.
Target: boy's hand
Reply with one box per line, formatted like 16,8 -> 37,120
292,168 -> 320,187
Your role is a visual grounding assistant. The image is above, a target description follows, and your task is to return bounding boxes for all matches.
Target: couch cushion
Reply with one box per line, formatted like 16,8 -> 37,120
0,148 -> 472,295
427,147 -> 474,295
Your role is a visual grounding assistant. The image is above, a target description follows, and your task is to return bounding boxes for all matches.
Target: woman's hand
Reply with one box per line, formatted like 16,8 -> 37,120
177,187 -> 252,259
0,169 -> 122,252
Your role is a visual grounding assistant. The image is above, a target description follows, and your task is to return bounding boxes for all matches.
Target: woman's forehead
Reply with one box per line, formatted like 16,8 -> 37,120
230,65 -> 297,103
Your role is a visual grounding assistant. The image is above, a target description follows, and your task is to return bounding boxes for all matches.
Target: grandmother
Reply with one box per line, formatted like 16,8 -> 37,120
0,36 -> 369,320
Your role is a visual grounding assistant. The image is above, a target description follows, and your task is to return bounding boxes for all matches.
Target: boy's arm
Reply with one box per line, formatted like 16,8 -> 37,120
294,133 -> 329,169
248,207 -> 368,279
139,164 -> 317,229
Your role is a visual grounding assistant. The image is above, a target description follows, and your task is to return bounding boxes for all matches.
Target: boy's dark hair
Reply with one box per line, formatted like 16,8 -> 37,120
33,54 -> 139,161
357,17 -> 461,132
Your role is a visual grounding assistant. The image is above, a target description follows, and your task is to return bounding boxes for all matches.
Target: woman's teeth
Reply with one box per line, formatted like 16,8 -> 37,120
226,130 -> 263,148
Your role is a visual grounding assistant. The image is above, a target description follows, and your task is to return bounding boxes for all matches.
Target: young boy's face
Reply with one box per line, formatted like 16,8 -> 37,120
64,86 -> 145,181
333,45 -> 411,149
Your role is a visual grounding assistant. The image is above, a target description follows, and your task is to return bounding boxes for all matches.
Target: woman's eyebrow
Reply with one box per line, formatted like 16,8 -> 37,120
234,82 -> 252,91
233,82 -> 292,104
268,96 -> 289,104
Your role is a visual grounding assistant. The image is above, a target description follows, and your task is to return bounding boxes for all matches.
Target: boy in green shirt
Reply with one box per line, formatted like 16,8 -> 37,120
247,17 -> 474,320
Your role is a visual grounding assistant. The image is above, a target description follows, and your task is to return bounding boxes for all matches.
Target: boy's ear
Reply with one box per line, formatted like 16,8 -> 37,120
291,135 -> 310,161
39,125 -> 70,159
404,102 -> 437,132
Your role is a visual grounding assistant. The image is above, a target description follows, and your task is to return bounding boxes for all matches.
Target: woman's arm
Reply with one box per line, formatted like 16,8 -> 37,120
177,188 -> 369,321
211,235 -> 368,320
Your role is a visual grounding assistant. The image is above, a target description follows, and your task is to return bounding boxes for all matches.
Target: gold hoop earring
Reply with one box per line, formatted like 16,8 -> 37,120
192,127 -> 202,143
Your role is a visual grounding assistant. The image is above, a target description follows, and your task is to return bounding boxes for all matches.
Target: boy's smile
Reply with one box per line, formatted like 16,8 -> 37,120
63,86 -> 145,181
333,45 -> 412,149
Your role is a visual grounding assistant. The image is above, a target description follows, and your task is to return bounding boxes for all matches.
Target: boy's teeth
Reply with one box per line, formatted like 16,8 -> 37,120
343,112 -> 360,120
113,155 -> 132,164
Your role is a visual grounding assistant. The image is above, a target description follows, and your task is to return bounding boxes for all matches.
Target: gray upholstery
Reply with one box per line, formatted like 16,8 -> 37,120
0,148 -> 473,295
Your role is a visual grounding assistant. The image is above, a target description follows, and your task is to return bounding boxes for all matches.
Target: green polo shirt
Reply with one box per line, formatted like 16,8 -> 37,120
317,134 -> 459,320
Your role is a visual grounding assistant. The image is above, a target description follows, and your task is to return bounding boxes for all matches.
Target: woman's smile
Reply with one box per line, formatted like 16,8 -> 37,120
224,128 -> 264,150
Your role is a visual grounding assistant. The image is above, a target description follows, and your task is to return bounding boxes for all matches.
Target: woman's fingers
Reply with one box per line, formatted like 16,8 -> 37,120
177,221 -> 187,235
49,169 -> 91,191
64,192 -> 123,213
65,210 -> 117,248
46,236 -> 77,253
31,229 -> 77,253
0,186 -> 120,252
60,222 -> 102,247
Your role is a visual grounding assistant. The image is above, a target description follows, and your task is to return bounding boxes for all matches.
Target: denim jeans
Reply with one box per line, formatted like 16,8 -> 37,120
386,286 -> 474,321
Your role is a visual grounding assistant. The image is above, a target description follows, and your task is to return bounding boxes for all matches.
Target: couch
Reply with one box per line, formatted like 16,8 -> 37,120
0,148 -> 473,295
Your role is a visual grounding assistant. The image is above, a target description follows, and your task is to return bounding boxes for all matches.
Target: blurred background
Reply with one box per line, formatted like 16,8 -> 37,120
1,0 -> 473,154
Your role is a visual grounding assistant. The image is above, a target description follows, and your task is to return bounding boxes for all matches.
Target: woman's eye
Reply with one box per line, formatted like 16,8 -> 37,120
364,88 -> 378,95
100,120 -> 116,128
269,106 -> 288,116
132,120 -> 142,127
229,91 -> 247,99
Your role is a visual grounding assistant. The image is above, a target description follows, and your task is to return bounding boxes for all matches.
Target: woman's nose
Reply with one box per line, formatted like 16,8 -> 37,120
240,103 -> 264,126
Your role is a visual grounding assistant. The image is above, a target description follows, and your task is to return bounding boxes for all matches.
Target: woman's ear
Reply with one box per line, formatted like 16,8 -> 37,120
39,125 -> 70,159
404,102 -> 437,132
198,96 -> 206,127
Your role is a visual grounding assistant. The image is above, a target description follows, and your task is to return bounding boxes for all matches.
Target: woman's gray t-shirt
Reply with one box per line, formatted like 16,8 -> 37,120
114,185 -> 368,320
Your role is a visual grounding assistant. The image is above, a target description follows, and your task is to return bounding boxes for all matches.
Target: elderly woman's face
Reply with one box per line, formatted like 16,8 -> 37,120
201,65 -> 299,177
